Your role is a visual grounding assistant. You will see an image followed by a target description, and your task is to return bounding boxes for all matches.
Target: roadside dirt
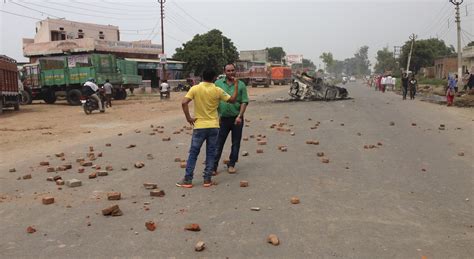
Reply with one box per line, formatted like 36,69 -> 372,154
0,86 -> 285,165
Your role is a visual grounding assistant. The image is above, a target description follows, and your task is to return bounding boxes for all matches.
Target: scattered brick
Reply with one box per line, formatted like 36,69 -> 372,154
240,181 -> 249,187
184,223 -> 201,232
317,152 -> 325,157
126,144 -> 136,149
150,189 -> 165,197
364,145 -> 369,149
377,142 -> 383,146
88,172 -> 97,179
22,174 -> 32,180
9,168 -> 16,173
243,137 -> 249,141
250,207 -> 261,211
97,171 -> 108,177
195,241 -> 206,252
389,121 -> 395,126
102,204 -> 123,216
53,175 -> 62,181
223,159 -> 230,165
290,197 -> 300,204
174,157 -> 182,162
76,158 -> 85,163
242,151 -> 249,156
55,152 -> 64,158
121,167 -> 128,171
369,145 -> 376,149
321,158 -> 330,163
162,137 -> 171,141
135,129 -> 141,133
249,135 -> 255,138
77,167 -> 85,173
134,162 -> 145,169
458,152 -> 465,156
46,167 -> 56,173
256,149 -> 264,154
290,132 -> 295,136
26,226 -> 36,234
105,165 -> 113,171
40,161 -> 50,166
81,161 -> 93,167
145,221 -> 156,231
47,176 -> 54,181
306,140 -> 314,145
42,196 -> 55,205
267,234 -> 280,246
180,162 -> 187,168
411,123 -> 417,126
107,192 -> 121,200
105,143 -> 112,147
56,179 -> 64,185
63,164 -> 72,170
118,133 -> 123,136
55,166 -> 67,172
97,152 -> 103,157
66,179 -> 82,187
258,141 -> 267,145
143,183 -> 158,189
89,146 -> 94,152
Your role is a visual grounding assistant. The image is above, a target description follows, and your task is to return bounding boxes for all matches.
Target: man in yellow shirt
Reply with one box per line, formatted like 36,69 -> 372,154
177,69 -> 238,188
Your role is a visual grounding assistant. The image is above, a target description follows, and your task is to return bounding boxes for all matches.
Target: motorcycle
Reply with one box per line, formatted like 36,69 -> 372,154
81,95 -> 103,114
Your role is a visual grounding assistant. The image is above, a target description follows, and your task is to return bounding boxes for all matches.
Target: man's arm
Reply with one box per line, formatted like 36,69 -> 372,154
226,78 -> 239,103
235,103 -> 247,125
181,97 -> 196,126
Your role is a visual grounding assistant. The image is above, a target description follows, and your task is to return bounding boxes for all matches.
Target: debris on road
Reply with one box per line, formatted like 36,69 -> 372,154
145,221 -> 156,231
290,197 -> 300,204
126,144 -> 136,149
256,149 -> 264,154
102,204 -> 123,216
134,162 -> 145,169
144,183 -> 158,189
65,179 -> 82,187
184,223 -> 201,232
240,180 -> 249,187
195,241 -> 206,252
22,174 -> 32,180
267,234 -> 280,246
150,189 -> 165,197
26,226 -> 36,234
107,192 -> 121,200
242,151 -> 249,156
42,196 -> 55,205
250,207 -> 261,211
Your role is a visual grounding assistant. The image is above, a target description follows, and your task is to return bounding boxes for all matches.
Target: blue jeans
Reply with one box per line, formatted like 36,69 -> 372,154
213,116 -> 244,170
185,128 -> 219,181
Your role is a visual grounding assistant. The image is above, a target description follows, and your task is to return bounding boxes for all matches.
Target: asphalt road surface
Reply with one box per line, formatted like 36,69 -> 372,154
0,82 -> 472,258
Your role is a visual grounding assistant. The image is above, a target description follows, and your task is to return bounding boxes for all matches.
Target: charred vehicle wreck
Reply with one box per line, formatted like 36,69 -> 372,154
289,73 -> 348,101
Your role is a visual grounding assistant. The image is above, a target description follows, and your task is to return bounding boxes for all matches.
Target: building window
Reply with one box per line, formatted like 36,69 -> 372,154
51,30 -> 66,41
99,31 -> 104,40
77,29 -> 84,39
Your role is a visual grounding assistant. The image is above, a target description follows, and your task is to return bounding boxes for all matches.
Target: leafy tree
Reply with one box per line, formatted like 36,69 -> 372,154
302,58 -> 316,69
319,52 -> 334,71
172,29 -> 239,76
266,47 -> 286,63
353,46 -> 371,75
467,41 -> 474,47
399,38 -> 454,73
374,47 -> 397,74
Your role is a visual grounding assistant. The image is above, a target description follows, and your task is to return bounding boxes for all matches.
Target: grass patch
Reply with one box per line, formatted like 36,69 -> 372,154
418,78 -> 445,86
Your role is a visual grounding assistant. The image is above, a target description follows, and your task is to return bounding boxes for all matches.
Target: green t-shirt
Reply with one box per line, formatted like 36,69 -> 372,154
215,77 -> 249,118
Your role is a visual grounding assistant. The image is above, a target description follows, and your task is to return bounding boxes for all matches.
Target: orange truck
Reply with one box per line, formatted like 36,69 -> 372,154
271,66 -> 292,85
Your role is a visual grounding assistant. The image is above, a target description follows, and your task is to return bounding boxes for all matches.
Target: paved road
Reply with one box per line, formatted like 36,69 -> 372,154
0,82 -> 472,258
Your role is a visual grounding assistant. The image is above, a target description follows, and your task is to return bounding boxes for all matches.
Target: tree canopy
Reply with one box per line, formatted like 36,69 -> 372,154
172,29 -> 239,76
266,47 -> 286,63
374,47 -> 397,74
319,46 -> 370,76
399,38 -> 454,73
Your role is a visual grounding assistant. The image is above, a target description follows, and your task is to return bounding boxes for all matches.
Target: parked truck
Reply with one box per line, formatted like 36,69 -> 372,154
271,66 -> 292,85
21,54 -> 142,105
0,55 -> 21,114
249,65 -> 271,87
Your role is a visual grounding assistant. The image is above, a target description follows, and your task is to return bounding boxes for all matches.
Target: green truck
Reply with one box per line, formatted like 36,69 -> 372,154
21,54 -> 142,105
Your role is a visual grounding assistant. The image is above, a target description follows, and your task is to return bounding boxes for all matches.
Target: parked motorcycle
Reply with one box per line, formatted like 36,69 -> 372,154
172,83 -> 190,92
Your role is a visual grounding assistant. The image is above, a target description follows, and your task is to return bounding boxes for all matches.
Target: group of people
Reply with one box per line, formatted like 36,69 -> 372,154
401,73 -> 418,100
370,74 -> 396,92
176,63 -> 249,188
82,78 -> 114,112
446,70 -> 474,106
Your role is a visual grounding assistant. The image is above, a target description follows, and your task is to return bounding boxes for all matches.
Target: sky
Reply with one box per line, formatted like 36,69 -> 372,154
1,0 -> 473,69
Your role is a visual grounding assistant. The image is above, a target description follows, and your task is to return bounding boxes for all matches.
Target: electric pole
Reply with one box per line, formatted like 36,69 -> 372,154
450,0 -> 464,77
159,0 -> 166,81
406,33 -> 417,73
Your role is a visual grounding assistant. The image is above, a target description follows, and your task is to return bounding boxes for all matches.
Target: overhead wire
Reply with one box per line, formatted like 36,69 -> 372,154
0,9 -> 42,20
170,1 -> 211,30
37,1 -> 159,17
10,1 -> 62,19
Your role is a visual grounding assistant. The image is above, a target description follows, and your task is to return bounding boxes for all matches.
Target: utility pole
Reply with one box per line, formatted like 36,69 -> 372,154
406,33 -> 417,73
450,0 -> 464,77
159,0 -> 166,81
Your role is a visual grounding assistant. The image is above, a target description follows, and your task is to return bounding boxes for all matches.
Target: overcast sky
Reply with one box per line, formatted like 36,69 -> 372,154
1,0 -> 473,68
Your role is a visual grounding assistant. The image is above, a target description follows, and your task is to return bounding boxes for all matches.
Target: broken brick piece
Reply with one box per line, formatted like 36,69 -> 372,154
9,168 -> 16,173
105,143 -> 112,147
145,221 -> 156,231
26,226 -> 36,234
317,152 -> 325,157
81,161 -> 93,167
258,141 -> 267,145
180,162 -> 187,169
56,179 -> 64,185
63,164 -> 72,170
184,223 -> 201,232
107,192 -> 121,200
126,144 -> 136,149
46,167 -> 56,173
97,171 -> 108,177
242,151 -> 249,156
162,137 -> 171,141
240,181 -> 249,187
223,159 -> 230,165
102,204 -> 123,216
55,152 -> 64,158
22,174 -> 32,180
321,158 -> 330,163
77,167 -> 85,174
105,165 -> 113,171
53,175 -> 62,181
143,183 -> 158,189
150,189 -> 165,197
267,234 -> 280,246
65,179 -> 82,187
174,157 -> 182,162
195,241 -> 205,252
458,152 -> 465,156
40,161 -> 50,166
134,162 -> 145,169
305,140 -> 314,145
290,197 -> 300,204
76,158 -> 85,163
42,196 -> 55,205
256,149 -> 264,154
88,172 -> 97,179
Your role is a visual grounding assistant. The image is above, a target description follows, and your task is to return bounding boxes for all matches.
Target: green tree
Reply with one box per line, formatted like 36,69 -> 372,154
266,47 -> 286,63
374,47 -> 397,74
302,58 -> 316,69
172,29 -> 239,76
399,38 -> 454,73
353,46 -> 371,75
319,52 -> 334,71
467,41 -> 474,47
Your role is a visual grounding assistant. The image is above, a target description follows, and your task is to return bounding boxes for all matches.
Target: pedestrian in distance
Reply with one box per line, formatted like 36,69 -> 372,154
446,74 -> 456,106
176,69 -> 239,188
408,74 -> 418,100
160,80 -> 170,99
103,79 -> 113,108
464,69 -> 474,91
213,63 -> 249,175
401,72 -> 409,100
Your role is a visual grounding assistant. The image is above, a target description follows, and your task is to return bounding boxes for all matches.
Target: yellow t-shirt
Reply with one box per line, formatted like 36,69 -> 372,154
185,82 -> 231,129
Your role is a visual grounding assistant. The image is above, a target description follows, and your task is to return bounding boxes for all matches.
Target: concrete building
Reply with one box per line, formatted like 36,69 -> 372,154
239,49 -> 268,63
23,18 -> 162,63
462,46 -> 474,73
434,55 -> 457,79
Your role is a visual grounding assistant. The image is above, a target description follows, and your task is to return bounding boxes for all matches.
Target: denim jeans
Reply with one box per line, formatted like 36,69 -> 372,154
185,128 -> 219,181
213,116 -> 244,170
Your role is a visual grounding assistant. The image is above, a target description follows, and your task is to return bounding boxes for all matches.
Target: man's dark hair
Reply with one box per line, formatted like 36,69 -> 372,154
223,63 -> 235,71
105,79 -> 109,83
202,69 -> 217,82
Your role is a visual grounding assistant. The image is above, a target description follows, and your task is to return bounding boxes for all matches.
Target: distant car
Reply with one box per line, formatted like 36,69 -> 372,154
349,76 -> 356,82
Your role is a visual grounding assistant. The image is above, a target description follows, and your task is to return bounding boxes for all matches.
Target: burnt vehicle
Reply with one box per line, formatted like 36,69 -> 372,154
289,73 -> 348,101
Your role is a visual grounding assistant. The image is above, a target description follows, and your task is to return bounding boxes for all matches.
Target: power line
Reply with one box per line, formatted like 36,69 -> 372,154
419,0 -> 450,36
10,1 -> 62,19
39,1 -> 159,17
0,9 -> 42,20
170,1 -> 211,31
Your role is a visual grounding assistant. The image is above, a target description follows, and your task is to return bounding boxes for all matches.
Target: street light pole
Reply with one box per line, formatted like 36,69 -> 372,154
450,0 -> 464,77
159,0 -> 166,81
406,33 -> 417,73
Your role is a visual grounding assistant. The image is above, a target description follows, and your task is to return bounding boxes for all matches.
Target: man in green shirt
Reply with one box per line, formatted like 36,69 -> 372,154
213,63 -> 249,174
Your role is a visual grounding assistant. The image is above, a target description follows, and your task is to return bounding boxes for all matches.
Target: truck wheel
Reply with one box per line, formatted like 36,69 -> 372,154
114,89 -> 127,100
20,90 -> 32,105
0,96 -> 3,114
67,89 -> 82,106
14,96 -> 20,111
42,90 -> 57,104
252,84 -> 257,88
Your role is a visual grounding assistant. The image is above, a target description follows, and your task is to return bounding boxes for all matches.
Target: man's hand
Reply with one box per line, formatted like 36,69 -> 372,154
234,116 -> 242,125
187,117 -> 197,126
